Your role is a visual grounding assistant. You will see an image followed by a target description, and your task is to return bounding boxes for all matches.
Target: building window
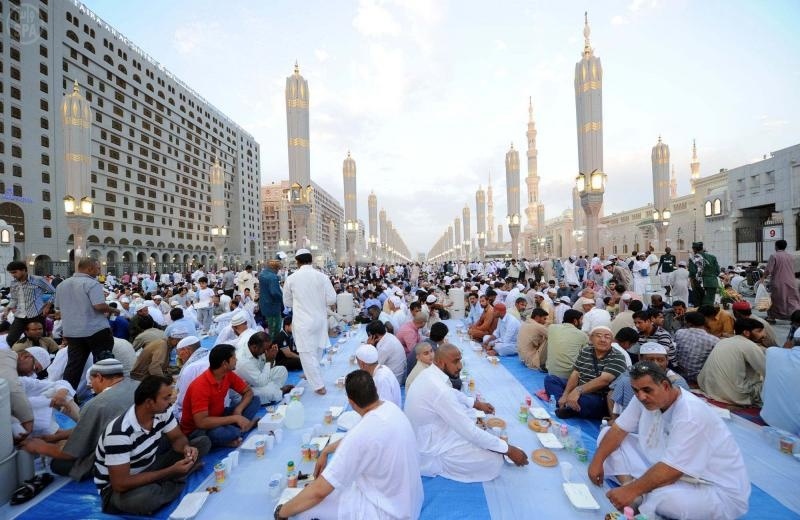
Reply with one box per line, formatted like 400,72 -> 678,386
41,190 -> 50,202
12,165 -> 21,177
704,201 -> 712,217
42,208 -> 51,220
43,227 -> 52,238
713,198 -> 721,215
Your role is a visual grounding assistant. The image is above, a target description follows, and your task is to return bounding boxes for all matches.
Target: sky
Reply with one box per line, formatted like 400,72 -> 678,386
82,0 -> 800,257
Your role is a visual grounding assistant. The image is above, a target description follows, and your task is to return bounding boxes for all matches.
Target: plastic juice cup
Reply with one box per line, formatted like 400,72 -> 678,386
214,462 -> 225,484
324,410 -> 333,424
301,444 -> 311,462
255,440 -> 265,458
310,444 -> 320,460
287,472 -> 298,488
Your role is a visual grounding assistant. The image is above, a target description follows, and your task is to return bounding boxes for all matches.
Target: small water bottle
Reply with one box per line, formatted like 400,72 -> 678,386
268,472 -> 283,499
548,394 -> 557,413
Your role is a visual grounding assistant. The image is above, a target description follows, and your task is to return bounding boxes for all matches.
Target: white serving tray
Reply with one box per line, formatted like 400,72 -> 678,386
536,432 -> 564,449
563,483 -> 600,510
169,491 -> 210,520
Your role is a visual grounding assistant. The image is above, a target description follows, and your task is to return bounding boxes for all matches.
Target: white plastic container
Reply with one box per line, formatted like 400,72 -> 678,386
284,396 -> 305,429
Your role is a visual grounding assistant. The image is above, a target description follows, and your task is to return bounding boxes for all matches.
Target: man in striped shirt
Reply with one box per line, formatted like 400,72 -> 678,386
94,375 -> 210,515
3,261 -> 55,346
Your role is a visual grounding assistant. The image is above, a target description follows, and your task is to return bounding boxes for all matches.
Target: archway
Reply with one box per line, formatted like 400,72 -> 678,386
33,255 -> 51,276
122,251 -> 132,262
137,252 -> 146,262
107,250 -> 117,265
162,253 -> 170,263
0,202 -> 25,243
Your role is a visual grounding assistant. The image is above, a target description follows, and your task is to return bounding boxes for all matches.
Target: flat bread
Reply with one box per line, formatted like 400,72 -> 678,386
531,448 -> 558,467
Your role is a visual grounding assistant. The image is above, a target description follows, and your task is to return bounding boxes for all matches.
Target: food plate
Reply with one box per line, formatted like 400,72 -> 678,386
528,418 -> 551,433
240,434 -> 267,451
169,491 -> 210,520
485,417 -> 506,429
529,407 -> 551,420
531,448 -> 558,467
536,432 -> 564,449
486,356 -> 499,364
336,410 -> 361,431
562,483 -> 600,510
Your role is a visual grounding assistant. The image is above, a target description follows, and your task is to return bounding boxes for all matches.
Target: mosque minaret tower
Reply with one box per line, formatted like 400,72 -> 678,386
487,173 -> 495,246
525,98 -> 544,236
574,12 -> 605,255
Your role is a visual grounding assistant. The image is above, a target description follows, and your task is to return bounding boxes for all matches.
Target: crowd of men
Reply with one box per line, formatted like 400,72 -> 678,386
0,237 -> 798,519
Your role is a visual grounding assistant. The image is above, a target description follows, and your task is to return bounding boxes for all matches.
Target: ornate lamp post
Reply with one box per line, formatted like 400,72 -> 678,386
62,81 -> 93,272
286,182 -> 313,251
575,169 -> 604,255
209,158 -> 227,269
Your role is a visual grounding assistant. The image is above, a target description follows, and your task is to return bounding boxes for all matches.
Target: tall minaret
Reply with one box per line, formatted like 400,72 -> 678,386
651,136 -> 670,249
506,142 -> 521,258
525,97 -> 544,235
487,172 -> 495,245
286,62 -> 311,250
670,165 -> 677,198
454,217 -> 462,259
690,139 -> 700,194
286,61 -> 310,187
574,12 -> 604,255
342,151 -> 357,265
379,208 -> 387,262
476,186 -> 486,258
462,204 -> 471,259
368,191 -> 377,262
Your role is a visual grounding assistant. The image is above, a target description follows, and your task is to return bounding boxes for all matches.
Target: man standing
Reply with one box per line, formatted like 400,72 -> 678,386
55,258 -> 118,389
275,370 -> 422,520
405,344 -> 528,482
23,358 -> 137,480
687,242 -> 720,307
655,247 -> 676,297
762,239 -> 800,323
220,267 -> 235,298
283,249 -> 336,395
236,265 -> 256,296
93,375 -> 210,515
3,261 -> 55,346
760,341 -> 800,434
235,331 -> 291,404
258,259 -> 283,335
588,361 -> 749,519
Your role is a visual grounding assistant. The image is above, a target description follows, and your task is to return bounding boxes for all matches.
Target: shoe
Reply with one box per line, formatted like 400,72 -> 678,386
10,473 -> 54,505
555,407 -> 578,419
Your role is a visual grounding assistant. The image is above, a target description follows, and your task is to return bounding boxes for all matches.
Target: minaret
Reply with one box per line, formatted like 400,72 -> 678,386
487,172 -> 495,245
476,186 -> 486,259
651,136 -> 671,249
574,12 -> 604,256
670,165 -> 677,198
690,139 -> 700,194
462,204 -> 471,259
525,97 -> 544,236
368,191 -> 377,262
379,208 -> 387,262
342,151 -> 357,265
285,62 -> 311,250
454,217 -> 462,259
506,142 -> 521,258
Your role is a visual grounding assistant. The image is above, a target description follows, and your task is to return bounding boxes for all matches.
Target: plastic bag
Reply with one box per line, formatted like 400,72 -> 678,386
755,283 -> 771,311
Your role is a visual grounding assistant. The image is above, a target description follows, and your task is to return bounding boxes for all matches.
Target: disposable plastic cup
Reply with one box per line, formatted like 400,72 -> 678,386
560,461 -> 573,482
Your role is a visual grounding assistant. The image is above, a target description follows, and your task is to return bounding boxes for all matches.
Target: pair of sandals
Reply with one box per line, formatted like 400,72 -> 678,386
10,473 -> 54,506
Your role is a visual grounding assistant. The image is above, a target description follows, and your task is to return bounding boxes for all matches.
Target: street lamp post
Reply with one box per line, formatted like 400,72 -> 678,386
287,183 -> 313,251
652,208 -> 671,248
575,169 -> 604,256
62,81 -> 93,273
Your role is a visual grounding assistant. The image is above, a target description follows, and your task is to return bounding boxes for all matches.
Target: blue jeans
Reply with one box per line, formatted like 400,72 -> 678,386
544,375 -> 608,419
191,395 -> 261,447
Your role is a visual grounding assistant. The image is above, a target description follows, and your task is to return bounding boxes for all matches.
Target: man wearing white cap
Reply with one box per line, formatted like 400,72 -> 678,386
130,326 -> 188,380
579,298 -> 612,334
283,248 -> 337,395
366,320 -> 407,384
213,310 -> 251,347
235,331 -> 290,404
553,295 -> 571,325
23,358 -> 137,480
17,347 -> 79,436
532,292 -> 554,325
670,261 -> 690,304
355,344 -> 401,407
589,361 -> 749,520
173,335 -> 209,421
545,325 -> 627,419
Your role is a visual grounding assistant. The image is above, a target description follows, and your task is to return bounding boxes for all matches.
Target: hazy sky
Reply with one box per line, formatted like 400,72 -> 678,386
82,0 -> 800,256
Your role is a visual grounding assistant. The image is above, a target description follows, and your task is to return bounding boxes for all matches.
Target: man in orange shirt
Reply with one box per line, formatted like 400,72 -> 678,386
698,304 -> 734,338
468,295 -> 498,341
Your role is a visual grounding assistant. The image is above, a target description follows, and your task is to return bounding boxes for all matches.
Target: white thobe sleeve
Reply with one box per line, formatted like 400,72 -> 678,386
436,385 -> 507,453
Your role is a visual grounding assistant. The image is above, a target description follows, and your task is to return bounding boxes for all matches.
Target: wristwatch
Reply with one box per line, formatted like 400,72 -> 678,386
274,504 -> 288,520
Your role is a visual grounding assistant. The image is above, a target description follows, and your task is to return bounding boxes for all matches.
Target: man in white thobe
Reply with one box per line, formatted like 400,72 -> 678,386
355,344 -> 401,408
589,361 -> 749,520
235,331 -> 289,404
276,370 -> 423,520
366,320 -> 407,385
483,303 -> 521,357
404,344 -> 528,482
173,336 -> 210,421
283,249 -> 336,395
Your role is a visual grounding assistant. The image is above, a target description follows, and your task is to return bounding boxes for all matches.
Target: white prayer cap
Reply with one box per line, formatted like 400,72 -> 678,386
25,347 -> 51,371
589,325 -> 613,336
678,261 -> 687,267
577,297 -> 595,306
168,325 -> 190,339
546,288 -> 557,294
390,295 -> 402,306
119,296 -> 130,303
394,288 -> 404,296
143,300 -> 156,308
90,358 -> 124,376
426,295 -> 437,304
153,294 -> 162,300
516,283 -> 525,291
230,311 -> 248,326
639,342 -> 668,355
176,336 -> 200,350
131,302 -> 146,313
170,300 -> 180,307
558,296 -> 571,304
295,248 -> 311,257
621,293 -> 632,301
533,292 -> 545,298
355,344 -> 378,364
602,261 -> 613,267
217,290 -> 224,295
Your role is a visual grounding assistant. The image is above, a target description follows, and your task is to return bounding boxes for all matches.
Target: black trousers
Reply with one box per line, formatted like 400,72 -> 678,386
63,327 -> 115,390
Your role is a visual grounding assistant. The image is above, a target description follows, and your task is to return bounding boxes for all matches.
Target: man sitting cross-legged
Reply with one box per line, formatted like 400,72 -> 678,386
94,375 -> 211,515
179,343 -> 261,447
588,361 -> 749,520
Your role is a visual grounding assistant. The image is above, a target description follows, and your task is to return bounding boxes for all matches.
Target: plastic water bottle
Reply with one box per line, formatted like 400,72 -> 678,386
284,396 -> 305,429
267,473 -> 283,499
548,394 -> 557,413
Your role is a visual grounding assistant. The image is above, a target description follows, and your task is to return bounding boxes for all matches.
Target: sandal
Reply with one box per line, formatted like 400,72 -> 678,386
10,472 -> 54,505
